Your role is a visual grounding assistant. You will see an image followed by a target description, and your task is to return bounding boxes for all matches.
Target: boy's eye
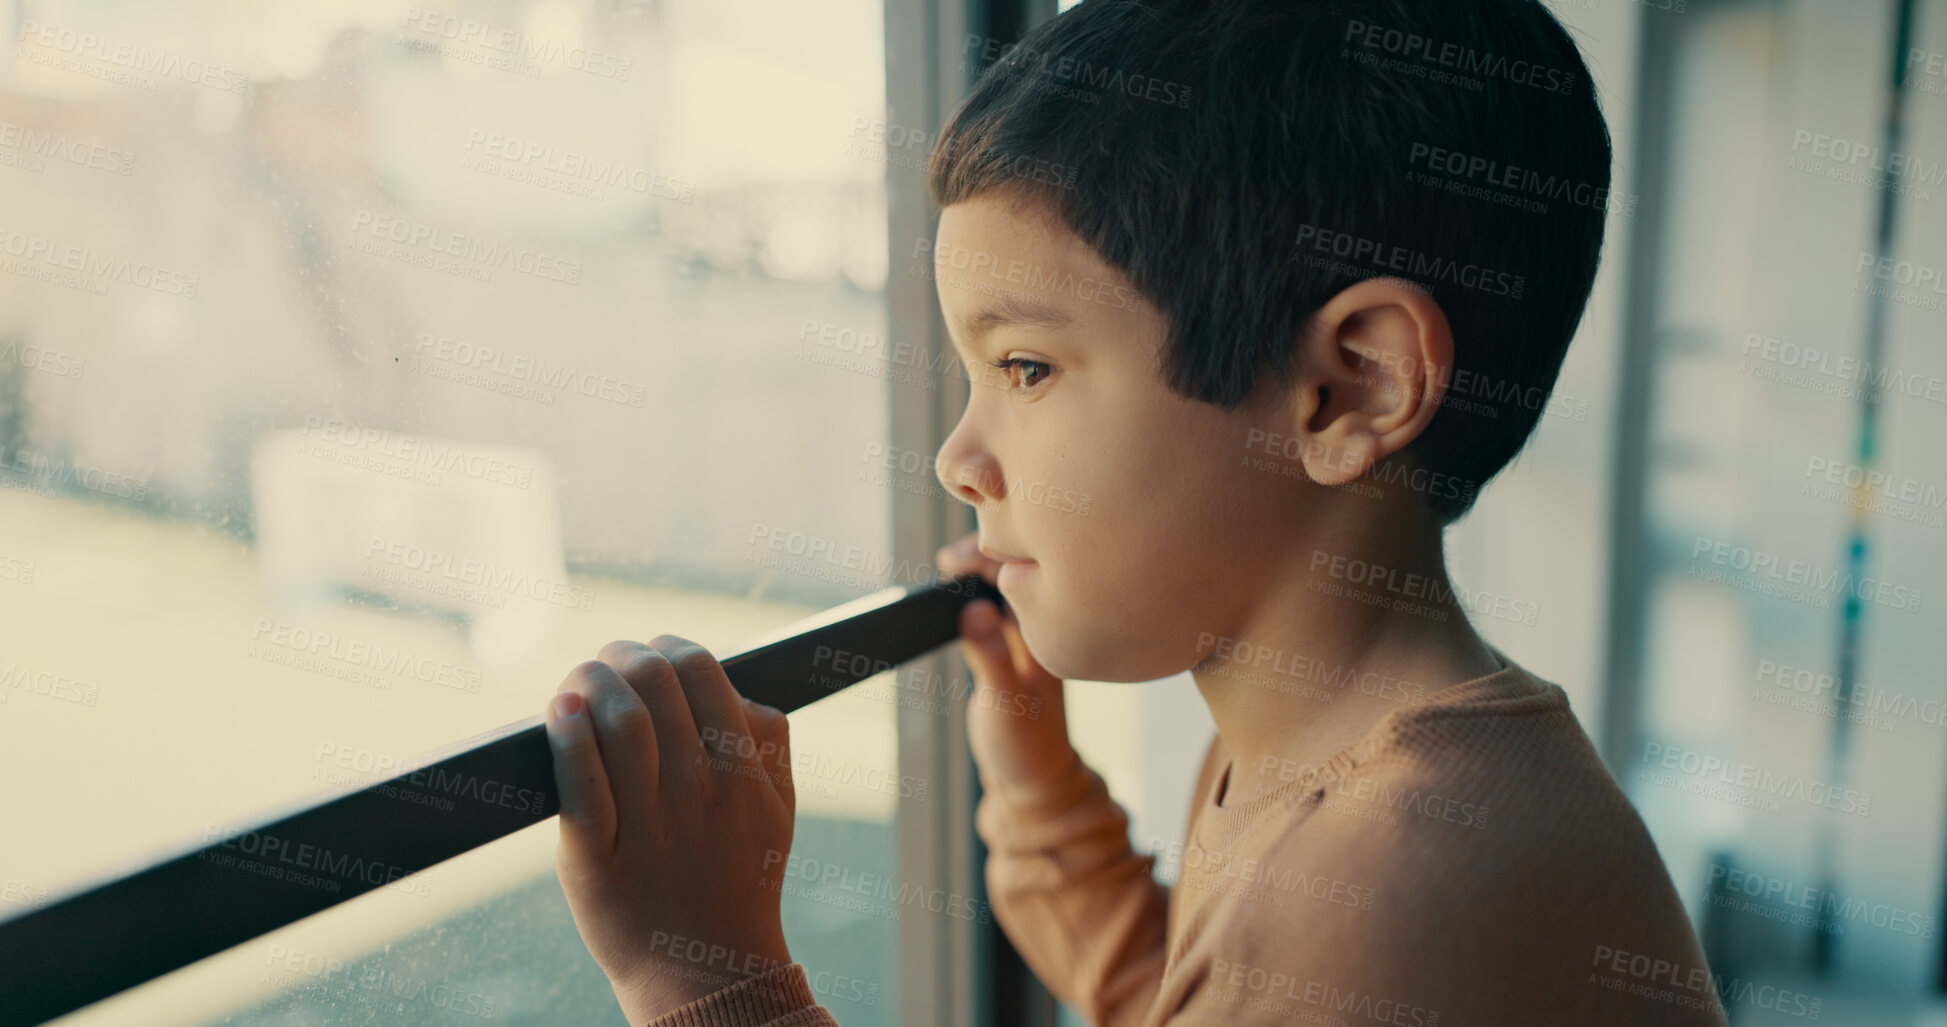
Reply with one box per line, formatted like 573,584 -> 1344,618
988,357 -> 1053,392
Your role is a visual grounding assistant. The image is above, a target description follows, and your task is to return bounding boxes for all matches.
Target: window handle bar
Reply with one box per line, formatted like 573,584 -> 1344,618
0,575 -> 1003,1026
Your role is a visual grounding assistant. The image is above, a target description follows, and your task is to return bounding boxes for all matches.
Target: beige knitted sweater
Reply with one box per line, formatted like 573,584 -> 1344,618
645,659 -> 1726,1026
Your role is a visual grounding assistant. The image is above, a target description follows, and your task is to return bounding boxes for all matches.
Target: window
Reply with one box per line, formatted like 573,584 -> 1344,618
0,1 -> 957,1023
1617,0 -> 1947,1020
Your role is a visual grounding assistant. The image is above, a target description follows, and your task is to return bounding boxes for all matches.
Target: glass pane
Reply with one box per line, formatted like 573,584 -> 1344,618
0,0 -> 912,1022
1630,0 -> 1947,1021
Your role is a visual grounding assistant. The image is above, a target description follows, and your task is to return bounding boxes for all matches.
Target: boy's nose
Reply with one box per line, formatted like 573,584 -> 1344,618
936,437 -> 1003,507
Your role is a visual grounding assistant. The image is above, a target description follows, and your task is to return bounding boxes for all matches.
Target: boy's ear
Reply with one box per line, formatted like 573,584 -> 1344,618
1288,277 -> 1454,487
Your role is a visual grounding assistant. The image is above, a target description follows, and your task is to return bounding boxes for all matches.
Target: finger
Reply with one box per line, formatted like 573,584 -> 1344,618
934,531 -> 973,567
742,697 -> 795,814
567,659 -> 660,816
649,634 -> 754,783
935,532 -> 998,579
958,599 -> 1019,692
960,601 -> 1062,722
545,689 -> 617,855
598,640 -> 702,794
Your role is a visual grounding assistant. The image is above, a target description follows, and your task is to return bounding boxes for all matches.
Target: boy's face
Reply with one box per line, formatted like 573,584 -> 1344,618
931,191 -> 1305,683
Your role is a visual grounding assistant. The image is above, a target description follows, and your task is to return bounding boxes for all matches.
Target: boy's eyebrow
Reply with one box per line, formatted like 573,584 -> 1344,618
958,295 -> 1076,341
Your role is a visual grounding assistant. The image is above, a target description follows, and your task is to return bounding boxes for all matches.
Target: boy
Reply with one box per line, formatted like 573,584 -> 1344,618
541,0 -> 1726,1023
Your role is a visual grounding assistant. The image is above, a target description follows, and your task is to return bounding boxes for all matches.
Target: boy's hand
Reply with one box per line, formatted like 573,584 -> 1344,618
545,637 -> 796,1024
937,532 -> 1080,803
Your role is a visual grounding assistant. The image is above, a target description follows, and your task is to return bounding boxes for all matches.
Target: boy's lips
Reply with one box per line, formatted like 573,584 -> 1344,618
978,541 -> 1032,564
978,540 -> 1036,591
997,557 -> 1035,590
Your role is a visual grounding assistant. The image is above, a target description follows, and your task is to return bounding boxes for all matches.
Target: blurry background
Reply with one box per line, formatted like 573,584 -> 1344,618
0,0 -> 1941,1024
0,0 -> 915,1023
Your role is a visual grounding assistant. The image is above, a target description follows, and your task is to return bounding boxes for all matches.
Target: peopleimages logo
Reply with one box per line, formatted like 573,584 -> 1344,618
201,825 -> 419,893
1587,945 -> 1822,1021
0,339 -> 86,380
300,417 -> 536,488
1,879 -> 48,909
1789,130 -> 1947,188
1307,550 -> 1538,627
1638,742 -> 1872,816
461,130 -> 694,202
1755,659 -> 1947,730
0,554 -> 34,586
762,850 -> 989,924
961,34 -> 1194,108
0,662 -> 102,706
411,333 -> 648,408
1406,142 -> 1633,217
913,239 -> 1143,311
1147,838 -> 1378,912
1855,252 -> 1947,293
743,523 -> 976,597
1707,863 -> 1935,939
0,226 -> 200,297
1801,456 -> 1947,528
347,209 -> 582,285
1688,536 -> 1924,613
313,742 -> 545,817
253,619 -> 482,693
1247,428 -> 1479,503
1261,755 -> 1490,829
1196,632 -> 1426,705
1293,224 -> 1525,299
364,537 -> 596,612
0,446 -> 148,500
1343,18 -> 1577,95
1209,958 -> 1439,1027
0,121 -> 136,176
1740,332 -> 1947,406
15,21 -> 250,94
400,7 -> 633,80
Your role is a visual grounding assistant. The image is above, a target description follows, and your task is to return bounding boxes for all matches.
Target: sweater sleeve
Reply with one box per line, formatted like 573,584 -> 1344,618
973,752 -> 1172,1027
638,963 -> 841,1027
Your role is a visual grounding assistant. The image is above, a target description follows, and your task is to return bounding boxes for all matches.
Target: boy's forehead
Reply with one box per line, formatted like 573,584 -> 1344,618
935,193 -> 1125,338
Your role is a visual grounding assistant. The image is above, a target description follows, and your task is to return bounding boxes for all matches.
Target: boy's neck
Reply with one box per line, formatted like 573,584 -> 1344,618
1190,507 -> 1505,809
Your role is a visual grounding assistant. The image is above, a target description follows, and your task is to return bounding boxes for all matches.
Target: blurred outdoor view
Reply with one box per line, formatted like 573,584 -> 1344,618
0,0 -> 923,1023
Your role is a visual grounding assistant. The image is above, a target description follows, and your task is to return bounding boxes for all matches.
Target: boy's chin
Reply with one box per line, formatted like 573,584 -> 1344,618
1010,610 -> 1081,681
1015,613 -> 1178,684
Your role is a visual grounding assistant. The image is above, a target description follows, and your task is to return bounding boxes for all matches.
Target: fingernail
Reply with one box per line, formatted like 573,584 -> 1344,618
552,692 -> 584,719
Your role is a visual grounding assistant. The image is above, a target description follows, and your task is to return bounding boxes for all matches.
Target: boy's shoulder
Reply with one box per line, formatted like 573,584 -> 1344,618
1188,660 -> 1722,1025
1306,657 -> 1661,872
1204,656 -> 1611,845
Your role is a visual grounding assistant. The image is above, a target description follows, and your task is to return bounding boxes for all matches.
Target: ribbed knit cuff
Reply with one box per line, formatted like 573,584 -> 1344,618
640,962 -> 818,1027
